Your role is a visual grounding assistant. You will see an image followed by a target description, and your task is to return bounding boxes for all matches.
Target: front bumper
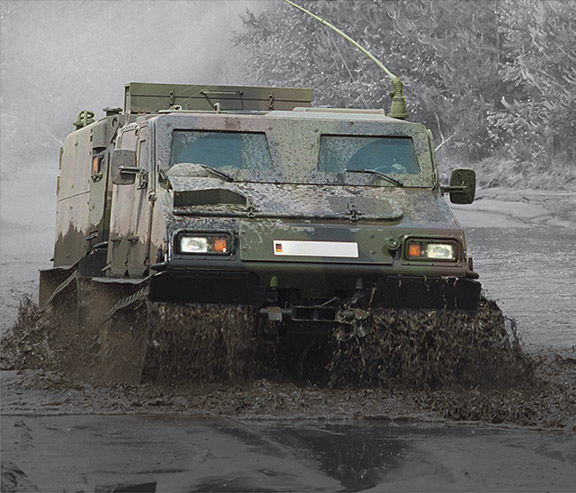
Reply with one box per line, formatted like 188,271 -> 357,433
149,262 -> 481,310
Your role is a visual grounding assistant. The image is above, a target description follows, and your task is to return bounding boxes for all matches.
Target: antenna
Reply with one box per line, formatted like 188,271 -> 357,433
281,0 -> 408,119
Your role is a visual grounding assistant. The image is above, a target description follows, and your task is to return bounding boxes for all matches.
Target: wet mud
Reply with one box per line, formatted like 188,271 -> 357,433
2,293 -> 529,389
2,293 -> 574,430
143,303 -> 261,383
328,298 -> 532,389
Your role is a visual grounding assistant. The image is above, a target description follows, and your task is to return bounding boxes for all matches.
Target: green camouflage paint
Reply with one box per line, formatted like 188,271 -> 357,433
45,83 -> 479,316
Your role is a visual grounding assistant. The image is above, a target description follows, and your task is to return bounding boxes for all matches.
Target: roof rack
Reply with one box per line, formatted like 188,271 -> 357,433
124,83 -> 312,114
293,107 -> 386,115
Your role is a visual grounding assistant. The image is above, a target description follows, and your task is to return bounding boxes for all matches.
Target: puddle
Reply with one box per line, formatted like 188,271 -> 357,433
2,415 -> 575,492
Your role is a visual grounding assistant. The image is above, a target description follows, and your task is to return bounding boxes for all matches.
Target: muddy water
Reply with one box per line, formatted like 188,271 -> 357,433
467,226 -> 576,351
2,415 -> 575,492
452,194 -> 576,352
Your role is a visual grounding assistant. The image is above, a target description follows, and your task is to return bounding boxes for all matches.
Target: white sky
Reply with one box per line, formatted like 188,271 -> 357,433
0,0 -> 265,168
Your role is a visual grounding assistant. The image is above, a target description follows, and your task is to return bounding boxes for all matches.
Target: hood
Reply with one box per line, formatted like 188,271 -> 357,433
168,177 -> 404,221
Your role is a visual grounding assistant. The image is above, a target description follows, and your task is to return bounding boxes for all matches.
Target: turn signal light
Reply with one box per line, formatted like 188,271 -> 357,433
408,243 -> 421,258
212,237 -> 229,253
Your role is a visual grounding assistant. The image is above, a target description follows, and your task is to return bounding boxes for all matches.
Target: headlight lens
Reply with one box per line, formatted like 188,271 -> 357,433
178,234 -> 230,254
406,240 -> 456,261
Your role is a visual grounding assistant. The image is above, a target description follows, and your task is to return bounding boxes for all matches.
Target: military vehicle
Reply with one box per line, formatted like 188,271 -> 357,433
38,2 -> 481,382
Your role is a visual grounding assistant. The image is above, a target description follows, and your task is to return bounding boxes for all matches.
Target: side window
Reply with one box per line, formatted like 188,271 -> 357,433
137,140 -> 148,169
135,139 -> 149,189
117,128 -> 138,150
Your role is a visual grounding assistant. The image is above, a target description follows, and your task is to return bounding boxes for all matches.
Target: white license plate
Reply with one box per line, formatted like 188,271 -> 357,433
273,240 -> 359,258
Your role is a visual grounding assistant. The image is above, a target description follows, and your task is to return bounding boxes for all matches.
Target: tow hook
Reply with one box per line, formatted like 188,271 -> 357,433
262,306 -> 283,322
334,308 -> 370,341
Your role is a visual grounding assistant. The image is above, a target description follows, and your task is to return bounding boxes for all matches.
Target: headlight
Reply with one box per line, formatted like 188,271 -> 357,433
406,239 -> 457,261
178,234 -> 231,254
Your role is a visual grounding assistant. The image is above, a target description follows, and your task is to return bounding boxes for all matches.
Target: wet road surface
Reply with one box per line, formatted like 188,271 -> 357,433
452,194 -> 576,351
467,225 -> 576,351
2,415 -> 576,492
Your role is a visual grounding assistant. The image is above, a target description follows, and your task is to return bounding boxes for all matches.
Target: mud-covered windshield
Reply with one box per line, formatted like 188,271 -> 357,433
318,135 -> 420,175
156,114 -> 434,187
170,130 -> 274,171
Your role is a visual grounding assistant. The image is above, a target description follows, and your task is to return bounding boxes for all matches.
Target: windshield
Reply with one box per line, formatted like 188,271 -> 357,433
170,130 -> 274,171
157,115 -> 433,187
318,135 -> 420,175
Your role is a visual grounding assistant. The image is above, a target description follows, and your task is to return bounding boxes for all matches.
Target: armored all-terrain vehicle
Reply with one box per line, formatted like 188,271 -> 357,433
41,81 -> 479,326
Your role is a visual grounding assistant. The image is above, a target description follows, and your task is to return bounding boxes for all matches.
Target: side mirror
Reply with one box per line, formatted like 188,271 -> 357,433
443,168 -> 476,204
110,149 -> 138,185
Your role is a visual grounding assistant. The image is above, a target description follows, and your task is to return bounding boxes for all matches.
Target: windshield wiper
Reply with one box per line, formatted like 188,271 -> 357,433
346,168 -> 404,187
197,163 -> 235,182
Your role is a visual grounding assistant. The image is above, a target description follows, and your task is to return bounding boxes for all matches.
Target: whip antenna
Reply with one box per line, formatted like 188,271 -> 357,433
281,0 -> 408,119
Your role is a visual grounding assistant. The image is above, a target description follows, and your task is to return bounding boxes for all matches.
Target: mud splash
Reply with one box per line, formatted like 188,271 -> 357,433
1,295 -> 265,386
143,303 -> 261,383
3,294 -> 575,429
2,295 -> 531,391
1,296 -> 49,371
328,298 -> 533,389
